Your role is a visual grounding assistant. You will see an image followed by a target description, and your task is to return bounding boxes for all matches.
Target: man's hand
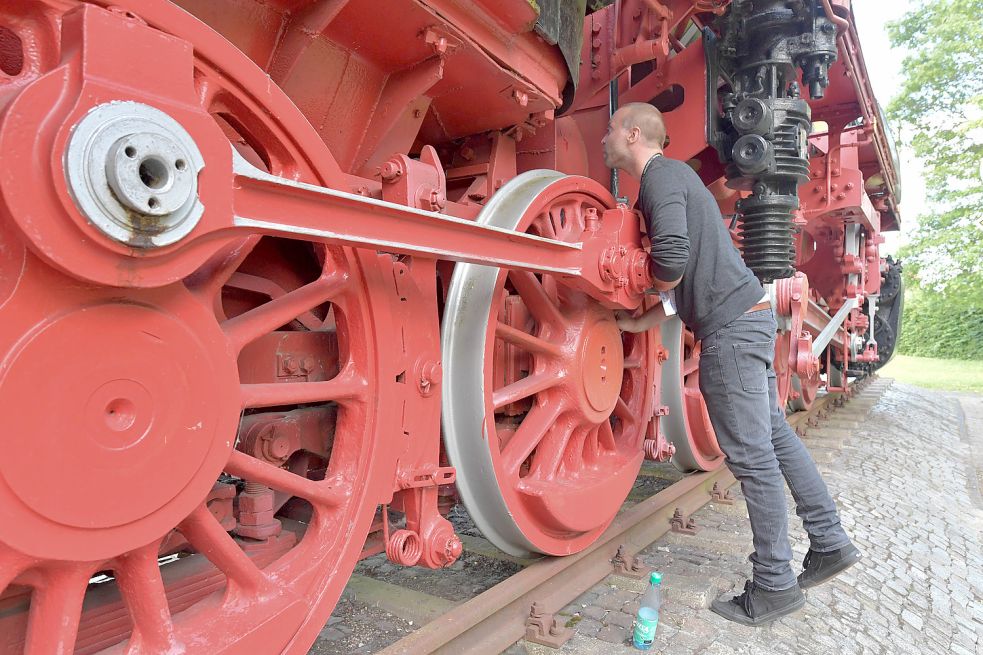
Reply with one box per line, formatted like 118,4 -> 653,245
615,310 -> 642,333
615,305 -> 669,333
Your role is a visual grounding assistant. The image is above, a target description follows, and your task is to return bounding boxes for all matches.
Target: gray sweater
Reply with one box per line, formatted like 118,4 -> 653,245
636,155 -> 765,340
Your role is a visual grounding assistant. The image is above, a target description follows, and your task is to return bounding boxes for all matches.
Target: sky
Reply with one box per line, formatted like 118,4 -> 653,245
851,0 -> 924,255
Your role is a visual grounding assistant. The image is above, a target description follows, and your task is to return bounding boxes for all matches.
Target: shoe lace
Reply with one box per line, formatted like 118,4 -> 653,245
737,580 -> 756,617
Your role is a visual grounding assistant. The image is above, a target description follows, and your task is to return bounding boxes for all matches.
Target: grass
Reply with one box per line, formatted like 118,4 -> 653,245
878,354 -> 983,393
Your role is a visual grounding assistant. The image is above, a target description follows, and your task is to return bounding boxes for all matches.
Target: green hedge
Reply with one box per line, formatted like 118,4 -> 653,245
897,292 -> 983,361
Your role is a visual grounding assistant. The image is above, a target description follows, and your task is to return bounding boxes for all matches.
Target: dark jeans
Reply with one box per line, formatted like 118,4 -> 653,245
698,309 -> 852,590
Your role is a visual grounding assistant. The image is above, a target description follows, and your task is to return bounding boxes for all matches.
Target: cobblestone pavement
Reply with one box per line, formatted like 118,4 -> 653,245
514,380 -> 983,655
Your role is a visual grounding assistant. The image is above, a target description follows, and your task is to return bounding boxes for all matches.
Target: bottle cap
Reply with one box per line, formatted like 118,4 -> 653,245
650,571 -> 662,584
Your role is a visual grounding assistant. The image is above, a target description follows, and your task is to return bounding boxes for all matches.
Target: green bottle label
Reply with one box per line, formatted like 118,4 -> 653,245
633,611 -> 658,644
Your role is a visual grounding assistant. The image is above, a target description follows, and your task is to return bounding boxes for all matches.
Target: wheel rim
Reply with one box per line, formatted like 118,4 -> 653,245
0,2 -> 386,652
789,373 -> 820,411
774,331 -> 794,409
442,171 -> 653,556
661,317 -> 724,472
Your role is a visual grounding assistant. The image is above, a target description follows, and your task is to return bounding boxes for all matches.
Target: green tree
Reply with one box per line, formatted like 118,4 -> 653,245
887,0 -> 983,358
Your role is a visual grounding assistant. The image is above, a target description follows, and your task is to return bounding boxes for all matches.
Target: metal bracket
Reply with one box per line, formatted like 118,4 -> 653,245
710,482 -> 735,506
525,601 -> 575,648
611,544 -> 651,579
670,508 -> 700,535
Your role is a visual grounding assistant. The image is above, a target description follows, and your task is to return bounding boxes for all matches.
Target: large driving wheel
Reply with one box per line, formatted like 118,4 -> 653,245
0,2 -> 392,652
442,171 -> 657,556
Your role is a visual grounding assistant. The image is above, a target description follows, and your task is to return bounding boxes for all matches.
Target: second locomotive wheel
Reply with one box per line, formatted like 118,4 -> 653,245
442,171 -> 657,557
660,316 -> 726,472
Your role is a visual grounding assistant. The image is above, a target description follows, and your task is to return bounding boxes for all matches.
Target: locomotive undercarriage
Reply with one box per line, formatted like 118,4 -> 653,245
0,0 -> 900,652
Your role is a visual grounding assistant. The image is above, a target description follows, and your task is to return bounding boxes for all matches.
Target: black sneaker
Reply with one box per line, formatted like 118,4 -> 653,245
798,544 -> 862,589
709,580 -> 805,626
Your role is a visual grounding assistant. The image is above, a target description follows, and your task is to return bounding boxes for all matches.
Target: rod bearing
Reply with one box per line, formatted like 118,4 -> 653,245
65,101 -> 205,248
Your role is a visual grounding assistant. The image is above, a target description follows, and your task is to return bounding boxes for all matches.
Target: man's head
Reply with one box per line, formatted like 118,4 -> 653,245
601,102 -> 667,174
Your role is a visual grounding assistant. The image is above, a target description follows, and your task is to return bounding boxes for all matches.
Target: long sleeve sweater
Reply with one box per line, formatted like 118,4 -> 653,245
635,155 -> 765,340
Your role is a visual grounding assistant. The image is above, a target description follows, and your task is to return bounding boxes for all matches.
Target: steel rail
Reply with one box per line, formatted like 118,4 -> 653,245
376,382 -> 863,655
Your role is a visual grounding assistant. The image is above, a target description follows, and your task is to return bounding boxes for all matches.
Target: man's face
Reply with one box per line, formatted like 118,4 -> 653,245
601,111 -> 630,170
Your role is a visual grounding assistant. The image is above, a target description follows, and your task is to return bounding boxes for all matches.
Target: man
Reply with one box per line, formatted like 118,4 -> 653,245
602,102 -> 861,626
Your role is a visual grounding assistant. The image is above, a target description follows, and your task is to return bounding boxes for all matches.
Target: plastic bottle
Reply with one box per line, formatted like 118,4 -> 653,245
632,571 -> 662,650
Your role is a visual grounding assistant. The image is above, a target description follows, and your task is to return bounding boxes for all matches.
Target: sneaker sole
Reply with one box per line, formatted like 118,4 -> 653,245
709,593 -> 806,627
798,550 -> 862,589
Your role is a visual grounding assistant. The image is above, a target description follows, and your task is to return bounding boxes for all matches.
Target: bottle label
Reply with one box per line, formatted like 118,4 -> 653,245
632,613 -> 658,645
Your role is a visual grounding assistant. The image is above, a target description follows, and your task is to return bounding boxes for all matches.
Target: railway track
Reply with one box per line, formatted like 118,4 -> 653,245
340,376 -> 879,655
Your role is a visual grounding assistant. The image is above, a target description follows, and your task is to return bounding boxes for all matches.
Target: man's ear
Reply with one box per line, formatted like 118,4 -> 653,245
627,127 -> 640,144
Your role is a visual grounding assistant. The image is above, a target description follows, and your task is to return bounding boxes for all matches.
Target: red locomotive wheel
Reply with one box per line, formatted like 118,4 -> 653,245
442,172 -> 657,556
659,316 -> 725,472
774,330 -> 795,410
789,373 -> 821,411
0,2 -> 391,652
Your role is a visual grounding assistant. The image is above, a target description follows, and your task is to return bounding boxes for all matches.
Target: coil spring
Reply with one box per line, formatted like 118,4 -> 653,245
737,193 -> 798,283
386,529 -> 423,566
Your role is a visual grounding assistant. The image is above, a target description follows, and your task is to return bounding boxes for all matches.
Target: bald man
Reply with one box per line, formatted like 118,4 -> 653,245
603,103 -> 860,626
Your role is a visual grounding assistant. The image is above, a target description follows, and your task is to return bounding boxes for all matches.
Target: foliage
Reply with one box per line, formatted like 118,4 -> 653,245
886,0 -> 982,360
897,288 -> 983,360
886,0 -> 983,295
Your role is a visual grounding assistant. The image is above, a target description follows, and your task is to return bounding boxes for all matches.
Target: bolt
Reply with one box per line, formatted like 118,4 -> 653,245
379,160 -> 404,181
512,89 -> 529,107
283,357 -> 300,375
443,535 -> 463,563
427,189 -> 446,210
301,356 -> 315,374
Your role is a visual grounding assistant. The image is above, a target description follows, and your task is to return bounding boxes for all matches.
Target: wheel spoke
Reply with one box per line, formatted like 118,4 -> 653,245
492,371 -> 560,410
185,236 -> 262,306
682,355 -> 700,376
222,273 -> 346,353
528,418 -> 578,479
598,418 -> 617,450
116,542 -> 178,654
564,425 -> 591,470
178,505 -> 270,595
226,272 -> 323,330
240,366 -> 366,408
613,397 -> 637,426
225,449 -> 344,508
533,211 -> 557,239
508,271 -> 566,328
24,565 -> 90,655
495,321 -> 562,358
624,354 -> 643,369
0,546 -> 32,596
500,401 -> 565,475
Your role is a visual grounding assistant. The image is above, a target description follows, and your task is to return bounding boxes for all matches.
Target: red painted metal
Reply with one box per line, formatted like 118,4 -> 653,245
0,0 -> 900,651
0,2 -> 400,652
476,179 -> 658,555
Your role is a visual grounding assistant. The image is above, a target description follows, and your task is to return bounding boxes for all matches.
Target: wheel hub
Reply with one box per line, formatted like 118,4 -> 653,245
0,277 -> 240,561
579,317 -> 624,415
64,101 -> 206,248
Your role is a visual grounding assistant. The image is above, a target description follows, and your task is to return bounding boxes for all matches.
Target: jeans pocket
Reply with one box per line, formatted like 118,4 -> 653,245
733,341 -> 772,394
